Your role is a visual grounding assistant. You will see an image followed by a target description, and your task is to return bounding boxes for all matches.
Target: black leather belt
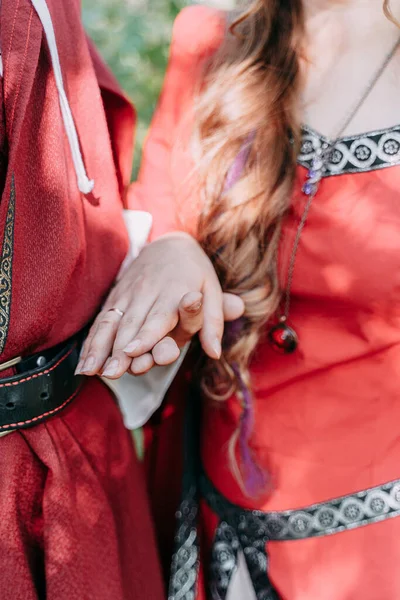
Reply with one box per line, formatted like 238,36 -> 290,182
0,336 -> 85,433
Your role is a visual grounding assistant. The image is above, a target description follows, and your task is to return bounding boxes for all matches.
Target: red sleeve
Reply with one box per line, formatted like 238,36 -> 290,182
126,6 -> 225,240
87,37 -> 136,201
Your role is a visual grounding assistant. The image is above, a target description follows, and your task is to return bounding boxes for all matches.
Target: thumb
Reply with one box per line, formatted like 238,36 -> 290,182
222,293 -> 245,321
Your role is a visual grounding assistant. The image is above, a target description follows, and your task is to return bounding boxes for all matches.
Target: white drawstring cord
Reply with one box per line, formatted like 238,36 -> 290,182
30,0 -> 95,194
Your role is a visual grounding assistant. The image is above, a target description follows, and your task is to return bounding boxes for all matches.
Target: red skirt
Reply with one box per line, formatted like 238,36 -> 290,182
0,377 -> 164,600
146,372 -> 400,599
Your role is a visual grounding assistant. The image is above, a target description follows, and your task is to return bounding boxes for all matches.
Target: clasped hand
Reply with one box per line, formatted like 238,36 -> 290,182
76,232 -> 244,379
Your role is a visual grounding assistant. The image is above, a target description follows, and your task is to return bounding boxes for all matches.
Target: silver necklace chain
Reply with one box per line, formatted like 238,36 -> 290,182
281,35 -> 400,324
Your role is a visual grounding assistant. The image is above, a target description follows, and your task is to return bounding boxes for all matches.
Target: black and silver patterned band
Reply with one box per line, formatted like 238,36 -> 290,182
298,124 -> 400,176
200,472 -> 400,541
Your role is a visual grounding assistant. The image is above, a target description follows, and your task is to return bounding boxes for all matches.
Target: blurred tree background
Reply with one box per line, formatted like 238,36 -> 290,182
82,0 -> 187,177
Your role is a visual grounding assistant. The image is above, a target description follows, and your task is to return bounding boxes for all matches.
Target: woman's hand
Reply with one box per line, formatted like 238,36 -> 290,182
76,232 -> 244,378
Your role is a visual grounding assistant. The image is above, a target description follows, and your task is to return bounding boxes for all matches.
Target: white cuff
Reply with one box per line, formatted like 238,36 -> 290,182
102,344 -> 189,430
117,209 -> 153,280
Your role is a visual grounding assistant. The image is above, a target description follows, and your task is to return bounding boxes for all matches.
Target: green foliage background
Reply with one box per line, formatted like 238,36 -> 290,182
82,0 -> 187,178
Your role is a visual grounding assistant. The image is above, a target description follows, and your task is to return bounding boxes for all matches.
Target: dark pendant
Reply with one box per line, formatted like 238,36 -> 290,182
268,322 -> 298,354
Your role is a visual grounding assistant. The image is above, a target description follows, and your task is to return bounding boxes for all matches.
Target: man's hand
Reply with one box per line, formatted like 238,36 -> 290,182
76,232 -> 244,378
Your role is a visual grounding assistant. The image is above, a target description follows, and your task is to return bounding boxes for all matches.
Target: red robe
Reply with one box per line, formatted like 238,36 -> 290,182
1,0 -> 132,357
0,1 -> 164,598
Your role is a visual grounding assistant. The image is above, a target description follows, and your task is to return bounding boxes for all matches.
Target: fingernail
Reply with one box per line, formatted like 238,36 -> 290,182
81,356 -> 95,373
212,339 -> 222,359
123,340 -> 141,354
75,360 -> 84,375
102,359 -> 119,377
186,301 -> 202,313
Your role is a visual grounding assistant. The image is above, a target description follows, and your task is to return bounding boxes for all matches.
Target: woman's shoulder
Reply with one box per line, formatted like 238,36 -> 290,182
170,5 -> 226,63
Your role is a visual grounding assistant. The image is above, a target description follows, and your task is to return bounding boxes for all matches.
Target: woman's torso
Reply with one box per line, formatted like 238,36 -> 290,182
160,5 -> 400,512
139,7 -> 400,597
202,123 -> 400,510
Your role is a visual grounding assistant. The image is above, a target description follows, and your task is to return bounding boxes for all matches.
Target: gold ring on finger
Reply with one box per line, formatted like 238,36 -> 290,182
108,308 -> 124,318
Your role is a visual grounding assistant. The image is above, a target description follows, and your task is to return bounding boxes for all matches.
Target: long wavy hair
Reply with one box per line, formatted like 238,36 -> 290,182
194,0 -> 395,494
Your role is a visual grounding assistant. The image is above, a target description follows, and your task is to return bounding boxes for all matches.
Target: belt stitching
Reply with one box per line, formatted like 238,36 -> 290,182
0,344 -> 76,388
0,383 -> 83,430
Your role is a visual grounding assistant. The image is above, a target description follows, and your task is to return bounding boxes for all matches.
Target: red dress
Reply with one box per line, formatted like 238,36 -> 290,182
0,1 -> 163,597
133,6 -> 400,598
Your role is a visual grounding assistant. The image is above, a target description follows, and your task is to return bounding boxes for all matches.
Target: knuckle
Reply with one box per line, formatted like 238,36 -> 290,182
121,315 -> 139,327
97,318 -> 116,330
136,326 -> 158,340
110,349 -> 125,360
144,313 -> 177,331
148,308 -> 171,320
81,338 -> 92,354
129,272 -> 147,294
87,339 -> 104,354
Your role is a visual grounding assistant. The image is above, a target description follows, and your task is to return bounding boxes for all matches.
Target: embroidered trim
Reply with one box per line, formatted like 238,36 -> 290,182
201,473 -> 400,541
210,521 -> 239,600
210,519 -> 279,600
0,177 -> 16,354
298,124 -> 400,176
169,485 -> 200,600
169,391 -> 281,600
